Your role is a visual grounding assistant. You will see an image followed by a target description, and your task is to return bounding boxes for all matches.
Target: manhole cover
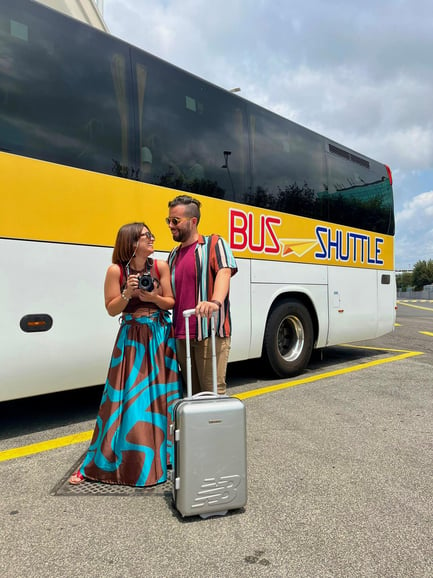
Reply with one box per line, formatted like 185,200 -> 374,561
51,453 -> 172,497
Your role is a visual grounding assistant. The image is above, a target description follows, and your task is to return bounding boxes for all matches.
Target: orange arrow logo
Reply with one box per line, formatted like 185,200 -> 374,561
280,239 -> 318,257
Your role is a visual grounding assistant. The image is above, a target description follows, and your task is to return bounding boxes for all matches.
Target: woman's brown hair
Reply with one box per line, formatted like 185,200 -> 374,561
111,222 -> 150,264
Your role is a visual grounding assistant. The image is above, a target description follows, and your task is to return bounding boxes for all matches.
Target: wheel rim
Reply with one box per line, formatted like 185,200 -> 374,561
276,314 -> 304,362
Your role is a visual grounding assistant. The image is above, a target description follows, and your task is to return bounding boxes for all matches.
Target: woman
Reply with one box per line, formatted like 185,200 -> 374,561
69,222 -> 182,486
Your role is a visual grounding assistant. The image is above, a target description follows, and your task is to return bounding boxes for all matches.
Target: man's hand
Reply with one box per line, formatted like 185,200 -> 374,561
195,300 -> 220,318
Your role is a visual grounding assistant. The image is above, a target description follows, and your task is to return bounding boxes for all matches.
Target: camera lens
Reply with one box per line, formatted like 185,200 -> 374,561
138,274 -> 154,292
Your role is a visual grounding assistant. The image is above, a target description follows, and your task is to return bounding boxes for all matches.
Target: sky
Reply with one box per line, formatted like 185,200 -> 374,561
102,0 -> 433,270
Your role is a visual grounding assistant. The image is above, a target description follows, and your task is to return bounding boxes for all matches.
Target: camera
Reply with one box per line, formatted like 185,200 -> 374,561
137,273 -> 154,292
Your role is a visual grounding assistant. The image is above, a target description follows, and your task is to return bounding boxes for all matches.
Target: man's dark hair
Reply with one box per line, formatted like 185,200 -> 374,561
168,195 -> 201,223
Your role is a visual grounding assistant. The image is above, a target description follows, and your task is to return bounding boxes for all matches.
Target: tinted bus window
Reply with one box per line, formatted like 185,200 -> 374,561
0,0 -> 134,177
326,146 -> 395,234
131,49 -> 249,201
246,106 -> 327,218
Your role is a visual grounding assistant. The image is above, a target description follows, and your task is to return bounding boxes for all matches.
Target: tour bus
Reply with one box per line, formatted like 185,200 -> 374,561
0,0 -> 395,402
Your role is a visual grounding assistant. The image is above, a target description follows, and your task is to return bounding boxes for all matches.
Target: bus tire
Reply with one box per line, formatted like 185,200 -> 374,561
263,299 -> 314,378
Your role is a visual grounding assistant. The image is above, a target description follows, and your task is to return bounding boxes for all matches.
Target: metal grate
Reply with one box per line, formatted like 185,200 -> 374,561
51,453 -> 172,497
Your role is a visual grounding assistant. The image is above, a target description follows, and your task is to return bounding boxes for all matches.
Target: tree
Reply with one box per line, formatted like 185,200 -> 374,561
396,271 -> 412,291
411,260 -> 433,291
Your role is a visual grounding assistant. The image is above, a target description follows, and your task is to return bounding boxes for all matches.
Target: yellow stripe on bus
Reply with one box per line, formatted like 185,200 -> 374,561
1,153 -> 394,269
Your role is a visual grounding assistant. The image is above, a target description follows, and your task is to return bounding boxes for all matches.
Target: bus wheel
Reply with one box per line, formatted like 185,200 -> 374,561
263,299 -> 314,378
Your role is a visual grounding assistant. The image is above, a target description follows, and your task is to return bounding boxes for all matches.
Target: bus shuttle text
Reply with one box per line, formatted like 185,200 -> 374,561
230,209 -> 281,254
229,209 -> 385,266
315,226 -> 384,265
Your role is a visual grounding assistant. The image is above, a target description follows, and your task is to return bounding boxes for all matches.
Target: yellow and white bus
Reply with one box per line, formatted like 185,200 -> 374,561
0,0 -> 395,401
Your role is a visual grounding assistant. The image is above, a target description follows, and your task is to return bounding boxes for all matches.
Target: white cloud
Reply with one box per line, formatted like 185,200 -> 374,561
396,191 -> 433,225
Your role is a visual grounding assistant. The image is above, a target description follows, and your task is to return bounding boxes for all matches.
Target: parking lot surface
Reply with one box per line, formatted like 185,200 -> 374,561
1,303 -> 432,577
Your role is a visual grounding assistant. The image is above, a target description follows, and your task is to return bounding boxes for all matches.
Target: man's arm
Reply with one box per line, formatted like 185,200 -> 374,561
195,267 -> 232,318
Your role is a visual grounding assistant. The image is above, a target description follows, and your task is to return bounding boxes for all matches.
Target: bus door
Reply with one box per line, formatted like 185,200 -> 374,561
327,265 -> 379,345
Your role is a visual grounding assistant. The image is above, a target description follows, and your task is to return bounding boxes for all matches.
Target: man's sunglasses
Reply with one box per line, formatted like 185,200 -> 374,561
165,217 -> 193,226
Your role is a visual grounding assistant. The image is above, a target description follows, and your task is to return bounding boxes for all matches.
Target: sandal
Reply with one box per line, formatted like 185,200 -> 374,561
69,470 -> 85,485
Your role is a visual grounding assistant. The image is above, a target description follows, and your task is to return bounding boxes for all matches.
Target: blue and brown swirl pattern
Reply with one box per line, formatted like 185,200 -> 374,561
81,311 -> 182,486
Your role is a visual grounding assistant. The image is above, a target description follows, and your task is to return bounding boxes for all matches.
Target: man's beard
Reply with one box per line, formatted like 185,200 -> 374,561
173,226 -> 191,243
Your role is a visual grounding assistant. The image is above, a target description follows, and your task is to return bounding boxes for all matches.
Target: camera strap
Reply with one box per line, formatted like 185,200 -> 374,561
125,257 -> 152,279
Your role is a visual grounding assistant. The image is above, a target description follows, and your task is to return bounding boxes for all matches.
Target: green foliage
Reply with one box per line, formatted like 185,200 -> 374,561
411,259 -> 433,291
396,271 -> 412,291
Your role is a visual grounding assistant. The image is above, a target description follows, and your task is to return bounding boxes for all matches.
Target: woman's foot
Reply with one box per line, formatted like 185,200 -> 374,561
69,470 -> 85,485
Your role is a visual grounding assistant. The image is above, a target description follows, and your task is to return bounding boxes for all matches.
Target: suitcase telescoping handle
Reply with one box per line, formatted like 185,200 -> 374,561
183,309 -> 218,397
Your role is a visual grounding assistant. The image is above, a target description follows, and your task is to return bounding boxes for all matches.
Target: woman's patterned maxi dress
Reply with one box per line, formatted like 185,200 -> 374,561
80,264 -> 182,486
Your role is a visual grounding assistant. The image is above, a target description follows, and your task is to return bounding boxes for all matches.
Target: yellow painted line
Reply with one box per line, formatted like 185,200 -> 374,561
234,347 -> 423,400
339,343 -> 404,355
398,299 -> 433,303
339,343 -> 413,353
1,345 -> 424,461
419,331 -> 433,337
397,301 -> 433,312
0,430 -> 92,463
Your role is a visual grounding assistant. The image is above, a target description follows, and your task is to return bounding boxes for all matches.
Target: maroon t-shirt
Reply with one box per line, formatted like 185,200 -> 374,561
173,242 -> 197,338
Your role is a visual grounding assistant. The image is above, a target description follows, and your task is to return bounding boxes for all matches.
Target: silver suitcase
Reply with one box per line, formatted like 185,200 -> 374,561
172,309 -> 247,518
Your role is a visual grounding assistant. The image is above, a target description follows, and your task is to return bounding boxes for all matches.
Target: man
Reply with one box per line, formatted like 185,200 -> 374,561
166,195 -> 237,395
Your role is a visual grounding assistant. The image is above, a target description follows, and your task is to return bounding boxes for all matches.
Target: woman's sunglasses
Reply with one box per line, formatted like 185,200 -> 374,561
140,231 -> 155,240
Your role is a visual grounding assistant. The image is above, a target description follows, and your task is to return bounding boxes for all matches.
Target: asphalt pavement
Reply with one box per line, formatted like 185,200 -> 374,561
1,303 -> 432,578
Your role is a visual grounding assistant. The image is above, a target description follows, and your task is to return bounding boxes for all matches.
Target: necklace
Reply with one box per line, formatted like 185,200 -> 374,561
126,257 -> 152,278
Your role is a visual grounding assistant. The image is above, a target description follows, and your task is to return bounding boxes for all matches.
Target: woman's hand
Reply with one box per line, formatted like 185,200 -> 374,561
137,281 -> 157,301
124,273 -> 139,299
105,266 -> 139,316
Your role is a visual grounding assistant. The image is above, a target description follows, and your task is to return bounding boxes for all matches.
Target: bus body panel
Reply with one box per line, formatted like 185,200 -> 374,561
0,240 -> 251,402
249,282 -> 329,359
377,270 -> 397,336
326,266 -> 395,345
250,259 -> 328,285
0,239 -> 118,402
224,258 -> 252,363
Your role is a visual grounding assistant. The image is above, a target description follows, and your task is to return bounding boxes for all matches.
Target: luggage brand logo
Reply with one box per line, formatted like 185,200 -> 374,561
192,475 -> 242,509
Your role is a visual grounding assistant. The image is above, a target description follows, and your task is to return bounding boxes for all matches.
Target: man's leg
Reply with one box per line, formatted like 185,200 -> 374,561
175,338 -> 201,396
194,337 -> 231,394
